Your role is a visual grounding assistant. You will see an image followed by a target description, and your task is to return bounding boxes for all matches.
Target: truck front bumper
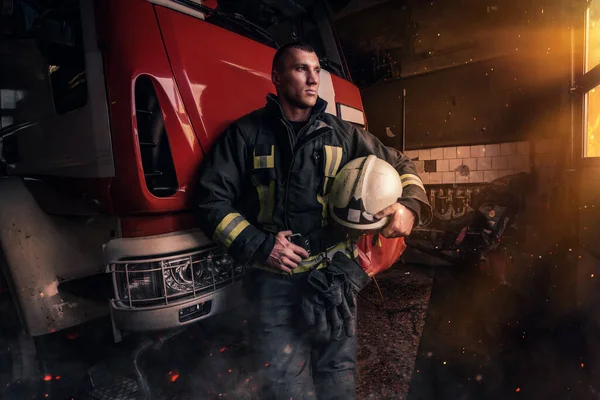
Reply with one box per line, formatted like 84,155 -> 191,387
109,281 -> 246,333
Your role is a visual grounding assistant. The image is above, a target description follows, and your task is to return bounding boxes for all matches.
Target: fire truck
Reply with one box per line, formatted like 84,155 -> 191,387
0,0 -> 365,365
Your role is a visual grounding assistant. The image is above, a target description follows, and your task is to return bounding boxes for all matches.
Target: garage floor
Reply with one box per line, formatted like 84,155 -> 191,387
3,240 -> 600,400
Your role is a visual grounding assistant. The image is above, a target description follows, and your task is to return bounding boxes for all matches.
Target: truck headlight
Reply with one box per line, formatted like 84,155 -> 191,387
116,263 -> 163,302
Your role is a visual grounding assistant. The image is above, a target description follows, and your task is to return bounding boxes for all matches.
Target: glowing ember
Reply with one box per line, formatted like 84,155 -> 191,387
168,370 -> 180,382
43,375 -> 52,381
55,376 -> 60,380
265,363 -> 269,367
516,387 -> 521,392
581,363 -> 585,368
228,369 -> 232,373
220,347 -> 227,353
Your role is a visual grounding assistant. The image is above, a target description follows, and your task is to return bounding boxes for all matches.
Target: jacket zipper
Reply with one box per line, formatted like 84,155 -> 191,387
282,125 -> 331,230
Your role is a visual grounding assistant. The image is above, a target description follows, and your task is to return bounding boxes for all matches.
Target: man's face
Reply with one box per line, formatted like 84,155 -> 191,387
272,48 -> 321,109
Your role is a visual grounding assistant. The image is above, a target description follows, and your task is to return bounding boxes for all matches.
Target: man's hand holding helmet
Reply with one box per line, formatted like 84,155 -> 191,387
374,202 -> 416,238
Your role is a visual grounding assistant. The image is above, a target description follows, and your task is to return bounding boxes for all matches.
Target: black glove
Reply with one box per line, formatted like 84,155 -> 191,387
302,266 -> 345,342
302,253 -> 371,340
326,252 -> 372,337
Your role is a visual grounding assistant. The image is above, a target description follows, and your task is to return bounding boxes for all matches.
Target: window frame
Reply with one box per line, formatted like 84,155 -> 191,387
579,0 -> 600,163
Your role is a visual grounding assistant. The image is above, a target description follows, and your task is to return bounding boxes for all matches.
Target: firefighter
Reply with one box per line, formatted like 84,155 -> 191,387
196,42 -> 431,400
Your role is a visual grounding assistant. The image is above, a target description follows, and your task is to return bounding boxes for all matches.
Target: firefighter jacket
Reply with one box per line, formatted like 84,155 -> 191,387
196,95 -> 432,266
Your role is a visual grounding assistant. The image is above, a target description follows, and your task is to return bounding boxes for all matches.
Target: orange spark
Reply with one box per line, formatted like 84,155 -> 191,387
220,347 -> 227,353
170,371 -> 180,382
43,375 -> 52,381
516,387 -> 521,392
55,376 -> 61,380
581,363 -> 585,368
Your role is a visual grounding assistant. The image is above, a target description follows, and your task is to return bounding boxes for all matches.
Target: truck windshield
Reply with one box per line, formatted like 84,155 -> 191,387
173,0 -> 348,79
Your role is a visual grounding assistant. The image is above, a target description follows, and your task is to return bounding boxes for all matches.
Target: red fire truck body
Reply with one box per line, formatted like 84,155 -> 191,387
0,0 -> 366,339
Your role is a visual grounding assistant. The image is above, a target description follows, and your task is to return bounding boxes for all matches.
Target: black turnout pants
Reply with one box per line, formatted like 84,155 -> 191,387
245,268 -> 357,400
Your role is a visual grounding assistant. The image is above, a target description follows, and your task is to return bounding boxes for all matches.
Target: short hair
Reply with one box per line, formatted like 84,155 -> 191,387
272,42 -> 316,73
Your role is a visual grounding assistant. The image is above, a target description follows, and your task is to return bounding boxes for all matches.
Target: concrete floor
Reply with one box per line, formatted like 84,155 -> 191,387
3,236 -> 600,400
0,262 -> 434,400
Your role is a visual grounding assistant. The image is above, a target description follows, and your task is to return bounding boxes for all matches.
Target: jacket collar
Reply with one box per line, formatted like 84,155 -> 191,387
265,94 -> 328,122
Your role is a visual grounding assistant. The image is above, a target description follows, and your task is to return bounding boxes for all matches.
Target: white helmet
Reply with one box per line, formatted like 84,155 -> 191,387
328,155 -> 403,231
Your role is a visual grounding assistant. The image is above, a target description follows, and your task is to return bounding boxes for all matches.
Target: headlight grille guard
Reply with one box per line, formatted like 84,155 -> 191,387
108,246 -> 245,310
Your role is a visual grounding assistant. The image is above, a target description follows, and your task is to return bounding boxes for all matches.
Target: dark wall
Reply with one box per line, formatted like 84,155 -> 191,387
361,54 -> 570,150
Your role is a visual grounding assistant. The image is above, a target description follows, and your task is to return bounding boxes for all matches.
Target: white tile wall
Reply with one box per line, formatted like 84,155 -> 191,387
456,172 -> 469,183
463,158 -> 477,171
456,146 -> 470,158
437,159 -> 450,172
415,160 -> 425,173
443,147 -> 457,159
430,147 -> 444,160
477,157 -> 493,171
484,170 -> 499,182
409,140 -> 534,184
406,150 -> 419,159
492,156 -> 508,170
499,169 -> 515,178
501,142 -> 516,156
486,144 -> 501,157
470,171 -> 483,183
471,145 -> 486,158
449,158 -> 462,171
429,172 -> 442,184
442,172 -> 455,184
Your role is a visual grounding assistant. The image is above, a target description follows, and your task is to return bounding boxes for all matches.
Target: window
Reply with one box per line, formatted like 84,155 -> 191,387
10,1 -> 88,115
585,85 -> 600,157
202,0 -> 348,79
586,0 -> 600,72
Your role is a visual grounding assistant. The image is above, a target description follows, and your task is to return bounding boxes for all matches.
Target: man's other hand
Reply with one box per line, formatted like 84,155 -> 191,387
374,203 -> 415,238
265,231 -> 310,273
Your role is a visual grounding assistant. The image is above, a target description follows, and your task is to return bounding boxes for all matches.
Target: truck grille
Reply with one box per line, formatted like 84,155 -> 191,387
109,247 -> 245,309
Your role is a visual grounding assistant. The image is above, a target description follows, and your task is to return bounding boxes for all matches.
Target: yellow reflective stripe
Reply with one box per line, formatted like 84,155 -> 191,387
257,180 -> 275,224
400,173 -> 426,192
316,193 -> 328,226
225,220 -> 250,249
213,213 -> 251,249
323,145 -> 343,193
323,145 -> 343,177
253,145 -> 275,169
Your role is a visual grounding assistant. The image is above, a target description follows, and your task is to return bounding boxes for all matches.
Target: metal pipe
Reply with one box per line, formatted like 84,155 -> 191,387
402,88 -> 407,153
570,23 -> 576,168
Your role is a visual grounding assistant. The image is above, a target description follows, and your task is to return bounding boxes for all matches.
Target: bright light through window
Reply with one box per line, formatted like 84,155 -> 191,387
585,85 -> 600,157
586,0 -> 600,72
